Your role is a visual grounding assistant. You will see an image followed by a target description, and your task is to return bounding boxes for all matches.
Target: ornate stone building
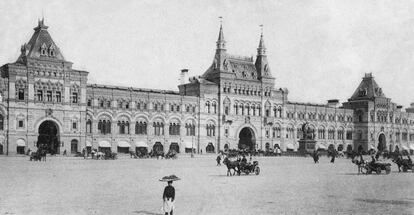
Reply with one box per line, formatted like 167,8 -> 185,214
0,19 -> 413,155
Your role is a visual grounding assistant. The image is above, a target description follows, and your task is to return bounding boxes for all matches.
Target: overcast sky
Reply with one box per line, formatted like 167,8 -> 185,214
1,0 -> 414,108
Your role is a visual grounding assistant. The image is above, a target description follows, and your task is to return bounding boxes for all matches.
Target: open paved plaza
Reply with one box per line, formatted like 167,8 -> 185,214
0,155 -> 413,215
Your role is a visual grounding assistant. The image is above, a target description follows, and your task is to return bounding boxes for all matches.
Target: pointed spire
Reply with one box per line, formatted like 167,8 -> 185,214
216,17 -> 226,50
257,25 -> 266,56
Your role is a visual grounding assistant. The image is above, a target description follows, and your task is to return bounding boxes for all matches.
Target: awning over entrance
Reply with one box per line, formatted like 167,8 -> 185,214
86,141 -> 92,147
16,139 -> 25,146
98,141 -> 111,148
135,141 -> 148,148
117,141 -> 130,148
286,143 -> 294,150
316,143 -> 326,149
410,144 -> 414,150
185,142 -> 196,149
402,145 -> 409,151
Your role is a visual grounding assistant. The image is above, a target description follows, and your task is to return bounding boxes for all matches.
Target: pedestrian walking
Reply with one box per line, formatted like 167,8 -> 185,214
313,150 -> 319,163
159,175 -> 180,215
330,150 -> 336,163
216,155 -> 221,166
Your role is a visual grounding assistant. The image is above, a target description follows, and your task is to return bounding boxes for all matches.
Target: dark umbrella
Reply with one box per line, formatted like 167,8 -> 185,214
159,175 -> 181,182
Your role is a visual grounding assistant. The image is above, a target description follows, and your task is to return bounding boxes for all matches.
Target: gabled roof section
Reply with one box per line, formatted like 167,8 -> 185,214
350,73 -> 385,100
16,19 -> 65,63
226,55 -> 258,80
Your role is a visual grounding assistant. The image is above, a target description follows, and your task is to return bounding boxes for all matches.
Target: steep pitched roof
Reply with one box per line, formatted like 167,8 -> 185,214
17,19 -> 65,63
226,55 -> 258,79
350,73 -> 385,100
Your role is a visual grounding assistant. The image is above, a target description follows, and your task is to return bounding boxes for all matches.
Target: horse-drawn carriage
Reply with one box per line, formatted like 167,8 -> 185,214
392,156 -> 413,172
238,161 -> 260,175
29,151 -> 42,161
223,157 -> 260,176
352,155 -> 391,174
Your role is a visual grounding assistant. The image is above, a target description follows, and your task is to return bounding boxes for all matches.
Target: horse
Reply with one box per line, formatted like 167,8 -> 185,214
392,156 -> 412,172
223,157 -> 239,176
352,155 -> 366,174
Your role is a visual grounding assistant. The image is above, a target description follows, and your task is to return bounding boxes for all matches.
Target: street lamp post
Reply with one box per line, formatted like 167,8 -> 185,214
191,113 -> 196,158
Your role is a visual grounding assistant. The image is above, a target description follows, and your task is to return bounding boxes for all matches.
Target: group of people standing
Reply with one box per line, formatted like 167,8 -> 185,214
312,149 -> 338,163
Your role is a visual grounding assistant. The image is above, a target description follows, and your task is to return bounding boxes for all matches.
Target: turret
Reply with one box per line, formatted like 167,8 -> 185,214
255,28 -> 272,79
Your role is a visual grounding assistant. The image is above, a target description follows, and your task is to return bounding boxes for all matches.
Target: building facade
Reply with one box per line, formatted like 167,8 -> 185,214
1,19 -> 414,155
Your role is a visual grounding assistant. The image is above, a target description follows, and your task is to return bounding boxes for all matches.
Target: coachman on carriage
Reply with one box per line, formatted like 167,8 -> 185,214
223,155 -> 260,176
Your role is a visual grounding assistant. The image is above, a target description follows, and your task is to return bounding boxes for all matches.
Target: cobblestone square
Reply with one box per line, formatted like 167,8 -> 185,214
0,155 -> 413,215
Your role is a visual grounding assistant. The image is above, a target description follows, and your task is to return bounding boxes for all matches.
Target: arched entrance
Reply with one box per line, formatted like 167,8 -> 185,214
224,143 -> 229,152
238,127 -> 255,151
153,142 -> 163,153
206,142 -> 215,153
169,142 -> 179,153
71,139 -> 78,154
378,133 -> 386,152
37,120 -> 60,154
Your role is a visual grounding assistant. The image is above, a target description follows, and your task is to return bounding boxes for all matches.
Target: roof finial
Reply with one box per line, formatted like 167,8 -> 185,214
260,24 -> 263,36
216,16 -> 225,50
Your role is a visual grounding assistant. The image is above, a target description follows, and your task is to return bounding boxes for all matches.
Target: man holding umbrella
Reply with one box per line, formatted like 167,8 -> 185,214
160,175 -> 179,215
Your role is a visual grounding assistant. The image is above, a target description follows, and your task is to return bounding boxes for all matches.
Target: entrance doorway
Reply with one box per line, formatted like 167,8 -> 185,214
206,143 -> 215,153
37,120 -> 60,154
238,127 -> 255,151
71,139 -> 78,154
153,142 -> 163,153
169,142 -> 179,153
378,133 -> 386,152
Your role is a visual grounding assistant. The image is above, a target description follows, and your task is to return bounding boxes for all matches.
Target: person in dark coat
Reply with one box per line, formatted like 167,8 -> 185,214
313,150 -> 319,163
162,181 -> 175,215
330,150 -> 336,163
216,155 -> 221,166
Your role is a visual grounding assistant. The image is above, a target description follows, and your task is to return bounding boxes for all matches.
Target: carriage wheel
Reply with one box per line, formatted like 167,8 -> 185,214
385,166 -> 391,174
255,166 -> 260,175
366,168 -> 372,174
376,167 -> 381,174
402,166 -> 408,172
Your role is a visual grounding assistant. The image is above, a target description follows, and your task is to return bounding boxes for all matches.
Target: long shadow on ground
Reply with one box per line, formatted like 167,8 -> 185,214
354,198 -> 414,206
133,210 -> 163,215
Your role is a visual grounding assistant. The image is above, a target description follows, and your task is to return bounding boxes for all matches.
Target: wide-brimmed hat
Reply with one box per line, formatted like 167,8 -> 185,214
159,175 -> 181,182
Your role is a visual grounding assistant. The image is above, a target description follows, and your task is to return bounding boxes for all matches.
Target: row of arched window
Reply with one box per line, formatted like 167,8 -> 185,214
206,125 -> 216,137
169,123 -> 180,135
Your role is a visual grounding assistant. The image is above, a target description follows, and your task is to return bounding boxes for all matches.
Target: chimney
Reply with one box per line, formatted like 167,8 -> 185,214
327,99 -> 339,108
180,69 -> 189,85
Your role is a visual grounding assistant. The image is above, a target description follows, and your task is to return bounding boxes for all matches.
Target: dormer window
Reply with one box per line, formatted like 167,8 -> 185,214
49,44 -> 55,57
40,43 -> 47,56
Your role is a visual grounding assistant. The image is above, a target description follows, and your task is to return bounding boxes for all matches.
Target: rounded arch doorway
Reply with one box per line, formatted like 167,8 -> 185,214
37,120 -> 60,154
238,127 -> 256,151
378,133 -> 386,152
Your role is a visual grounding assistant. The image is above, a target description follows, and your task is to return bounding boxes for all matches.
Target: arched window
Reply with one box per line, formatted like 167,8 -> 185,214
212,102 -> 217,114
86,119 -> 92,133
186,123 -> 196,136
206,123 -> 216,137
205,102 -> 210,113
169,122 -> 180,135
98,119 -> 111,134
153,122 -> 164,136
234,103 -> 239,115
135,121 -> 147,135
0,114 -> 3,130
